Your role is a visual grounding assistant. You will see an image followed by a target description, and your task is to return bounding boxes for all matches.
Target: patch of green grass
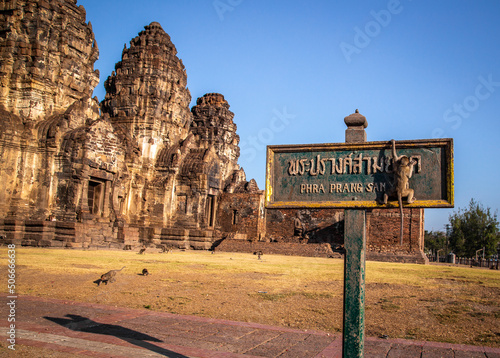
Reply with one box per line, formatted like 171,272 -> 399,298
468,311 -> 491,319
405,327 -> 421,339
252,292 -> 297,301
475,332 -> 500,344
307,308 -> 330,315
419,297 -> 444,303
381,303 -> 400,312
428,302 -> 472,324
300,292 -> 336,299
376,297 -> 401,312
366,261 -> 500,288
250,290 -> 336,302
164,296 -> 192,305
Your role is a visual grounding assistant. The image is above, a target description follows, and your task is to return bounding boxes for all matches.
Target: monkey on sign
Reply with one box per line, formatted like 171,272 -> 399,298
382,139 -> 417,245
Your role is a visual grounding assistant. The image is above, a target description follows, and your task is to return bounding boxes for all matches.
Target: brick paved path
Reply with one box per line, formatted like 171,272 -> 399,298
1,295 -> 499,357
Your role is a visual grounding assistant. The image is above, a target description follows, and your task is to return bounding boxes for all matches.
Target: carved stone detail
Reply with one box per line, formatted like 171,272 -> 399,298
0,0 -> 99,121
101,22 -> 192,159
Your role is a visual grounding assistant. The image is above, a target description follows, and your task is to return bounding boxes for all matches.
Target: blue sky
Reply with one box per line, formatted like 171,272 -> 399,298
79,0 -> 500,231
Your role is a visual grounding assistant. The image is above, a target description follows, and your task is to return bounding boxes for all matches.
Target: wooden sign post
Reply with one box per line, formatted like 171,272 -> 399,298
265,110 -> 454,357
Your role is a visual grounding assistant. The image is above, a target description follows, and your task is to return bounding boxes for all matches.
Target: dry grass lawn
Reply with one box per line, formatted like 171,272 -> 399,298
1,247 -> 499,348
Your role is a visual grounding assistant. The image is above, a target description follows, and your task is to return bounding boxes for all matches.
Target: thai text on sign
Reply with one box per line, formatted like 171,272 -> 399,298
265,139 -> 453,209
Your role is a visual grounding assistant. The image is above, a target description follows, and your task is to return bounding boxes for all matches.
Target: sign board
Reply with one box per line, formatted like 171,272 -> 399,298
265,138 -> 453,209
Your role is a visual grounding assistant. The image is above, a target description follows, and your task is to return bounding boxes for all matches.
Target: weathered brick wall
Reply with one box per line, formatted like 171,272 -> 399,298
366,251 -> 428,264
217,192 -> 264,240
215,239 -> 340,258
266,208 -> 344,247
265,207 -> 423,250
366,208 -> 424,253
259,207 -> 426,262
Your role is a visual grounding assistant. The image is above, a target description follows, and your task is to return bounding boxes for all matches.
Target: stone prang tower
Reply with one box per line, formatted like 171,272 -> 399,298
0,1 -> 260,249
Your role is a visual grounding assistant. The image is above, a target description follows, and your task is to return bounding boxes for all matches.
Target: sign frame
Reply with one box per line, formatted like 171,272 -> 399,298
265,138 -> 454,209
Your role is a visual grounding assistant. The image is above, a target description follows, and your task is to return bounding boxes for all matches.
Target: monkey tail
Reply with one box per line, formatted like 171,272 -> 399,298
398,193 -> 403,245
119,266 -> 125,271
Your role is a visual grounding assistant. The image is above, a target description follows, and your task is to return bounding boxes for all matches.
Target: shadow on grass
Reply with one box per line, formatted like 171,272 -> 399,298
44,314 -> 189,358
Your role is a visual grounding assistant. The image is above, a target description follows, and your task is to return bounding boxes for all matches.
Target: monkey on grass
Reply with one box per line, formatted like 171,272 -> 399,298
382,139 -> 417,245
142,268 -> 149,276
98,266 -> 125,285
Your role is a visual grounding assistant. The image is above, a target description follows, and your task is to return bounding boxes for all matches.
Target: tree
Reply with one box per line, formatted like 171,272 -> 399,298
424,230 -> 447,256
448,199 -> 499,258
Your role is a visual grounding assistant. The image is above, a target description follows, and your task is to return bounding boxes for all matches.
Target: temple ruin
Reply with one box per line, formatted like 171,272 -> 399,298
0,0 -> 427,263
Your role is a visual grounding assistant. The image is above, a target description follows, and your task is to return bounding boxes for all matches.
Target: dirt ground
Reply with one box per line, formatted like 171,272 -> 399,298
2,248 -> 500,348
